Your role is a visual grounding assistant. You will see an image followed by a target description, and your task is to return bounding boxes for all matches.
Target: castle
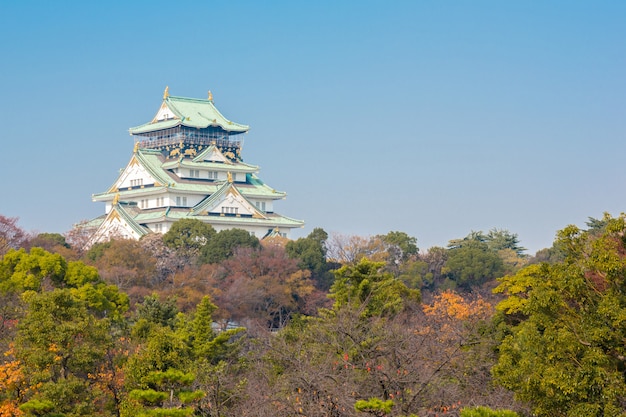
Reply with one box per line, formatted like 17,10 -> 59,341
89,88 -> 304,242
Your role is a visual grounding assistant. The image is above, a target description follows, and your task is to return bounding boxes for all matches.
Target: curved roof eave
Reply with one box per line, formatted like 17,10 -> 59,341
129,94 -> 249,135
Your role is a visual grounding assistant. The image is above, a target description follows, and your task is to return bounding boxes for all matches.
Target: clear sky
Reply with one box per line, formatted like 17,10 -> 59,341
1,1 -> 624,254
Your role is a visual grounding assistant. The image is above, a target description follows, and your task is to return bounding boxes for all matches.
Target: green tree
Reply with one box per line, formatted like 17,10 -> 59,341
377,231 -> 418,264
417,246 -> 448,289
134,294 -> 179,331
354,397 -> 394,416
461,406 -> 519,417
0,247 -> 128,320
286,227 -> 335,290
127,369 -> 201,417
0,247 -> 67,292
329,258 -> 420,318
27,233 -> 71,255
585,212 -> 613,236
493,215 -> 626,416
199,228 -> 259,264
162,219 -> 216,261
15,289 -> 115,416
530,245 -> 565,265
124,296 -> 244,417
444,240 -> 505,289
0,249 -> 128,416
484,229 -> 526,256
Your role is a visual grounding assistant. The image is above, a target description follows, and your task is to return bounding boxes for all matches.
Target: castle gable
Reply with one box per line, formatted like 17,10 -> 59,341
113,155 -> 158,190
193,182 -> 266,219
193,145 -> 232,164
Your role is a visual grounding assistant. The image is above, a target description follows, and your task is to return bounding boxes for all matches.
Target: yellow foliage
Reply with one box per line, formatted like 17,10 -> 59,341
0,360 -> 23,392
423,290 -> 492,321
0,400 -> 24,417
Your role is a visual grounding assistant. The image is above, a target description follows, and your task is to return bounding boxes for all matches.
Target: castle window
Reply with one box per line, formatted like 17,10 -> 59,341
176,196 -> 187,206
190,169 -> 200,178
221,207 -> 238,214
208,171 -> 218,180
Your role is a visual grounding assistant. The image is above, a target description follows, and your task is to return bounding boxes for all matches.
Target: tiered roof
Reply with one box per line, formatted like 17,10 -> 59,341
93,147 -> 285,202
129,88 -> 249,135
89,88 -> 303,242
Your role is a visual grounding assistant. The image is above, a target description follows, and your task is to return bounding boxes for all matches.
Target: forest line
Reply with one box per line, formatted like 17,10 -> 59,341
1,213 -> 625,416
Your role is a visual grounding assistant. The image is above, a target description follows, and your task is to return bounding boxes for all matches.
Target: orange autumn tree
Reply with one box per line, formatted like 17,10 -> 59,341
0,346 -> 25,417
423,290 -> 492,322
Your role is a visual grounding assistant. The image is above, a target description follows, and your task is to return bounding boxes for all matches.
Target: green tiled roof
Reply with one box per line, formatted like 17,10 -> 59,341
166,209 -> 304,228
93,181 -> 285,202
160,159 -> 258,173
135,148 -> 177,185
191,182 -> 267,218
129,95 -> 249,134
93,151 -> 286,202
113,203 -> 152,237
120,206 -> 303,228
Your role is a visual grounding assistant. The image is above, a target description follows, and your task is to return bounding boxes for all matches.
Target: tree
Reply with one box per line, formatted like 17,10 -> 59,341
326,233 -> 373,264
493,215 -> 626,416
443,240 -> 505,290
417,246 -> 448,289
14,289 -> 115,416
64,219 -> 97,257
243,289 -> 510,417
329,258 -> 420,318
134,294 -> 179,330
484,229 -> 526,256
585,212 -> 612,236
25,233 -> 73,260
124,296 -> 244,417
461,407 -> 519,417
0,215 -> 27,258
127,369 -> 201,417
199,228 -> 259,264
162,219 -> 216,262
377,231 -> 418,265
0,247 -> 128,320
140,233 -> 185,285
217,246 -> 316,329
86,239 -> 157,291
286,228 -> 336,290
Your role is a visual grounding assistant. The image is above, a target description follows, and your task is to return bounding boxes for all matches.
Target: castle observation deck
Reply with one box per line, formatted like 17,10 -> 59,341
129,87 -> 249,156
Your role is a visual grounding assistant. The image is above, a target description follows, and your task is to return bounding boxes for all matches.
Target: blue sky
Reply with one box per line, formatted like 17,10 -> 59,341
1,1 -> 624,254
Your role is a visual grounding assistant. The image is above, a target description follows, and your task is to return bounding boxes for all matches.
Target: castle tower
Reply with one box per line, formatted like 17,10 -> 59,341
89,88 -> 304,242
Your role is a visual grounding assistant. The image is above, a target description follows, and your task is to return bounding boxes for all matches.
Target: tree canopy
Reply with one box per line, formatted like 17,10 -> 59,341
493,215 -> 626,416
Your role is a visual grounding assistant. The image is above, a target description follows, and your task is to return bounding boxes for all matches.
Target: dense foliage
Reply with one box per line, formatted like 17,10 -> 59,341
494,214 -> 626,416
2,214 -> 625,416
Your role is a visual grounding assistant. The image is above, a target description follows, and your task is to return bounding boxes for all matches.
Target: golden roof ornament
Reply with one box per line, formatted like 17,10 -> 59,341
112,193 -> 120,205
227,172 -> 233,183
163,86 -> 169,100
133,142 -> 139,153
208,90 -> 213,102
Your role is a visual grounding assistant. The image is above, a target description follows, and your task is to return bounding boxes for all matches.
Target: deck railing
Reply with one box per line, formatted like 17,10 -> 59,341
136,135 -> 241,150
